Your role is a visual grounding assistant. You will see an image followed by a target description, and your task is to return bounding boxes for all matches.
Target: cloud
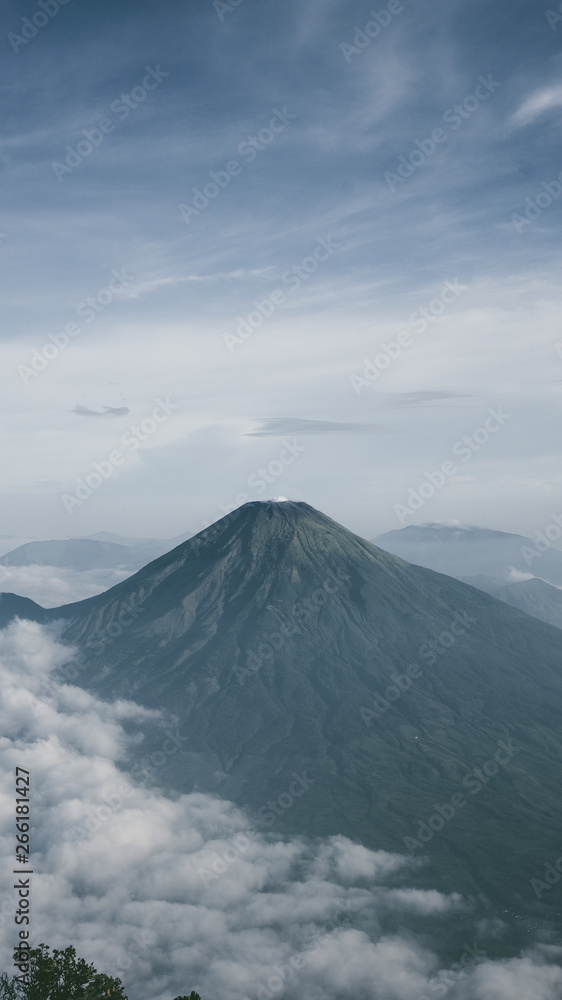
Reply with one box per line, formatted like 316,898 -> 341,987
247,418 -> 400,436
507,568 -> 535,583
73,405 -> 130,418
124,269 -> 275,299
0,564 -> 132,607
389,392 -> 476,407
509,85 -> 562,129
1,620 -> 562,1000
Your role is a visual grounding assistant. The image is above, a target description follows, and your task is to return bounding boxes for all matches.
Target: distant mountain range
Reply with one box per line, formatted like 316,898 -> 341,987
375,524 -> 562,630
4,501 -> 562,919
85,530 -> 191,548
0,532 -> 191,573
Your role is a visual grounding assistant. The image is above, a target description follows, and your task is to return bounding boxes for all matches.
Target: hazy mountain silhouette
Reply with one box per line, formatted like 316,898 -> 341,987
375,524 -> 562,629
375,523 -> 562,584
460,574 -> 562,631
0,538 -> 168,572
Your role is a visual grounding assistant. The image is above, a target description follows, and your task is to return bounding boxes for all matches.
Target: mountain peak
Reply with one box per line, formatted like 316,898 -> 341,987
231,499 -> 317,516
237,498 -> 313,513
189,500 -> 345,551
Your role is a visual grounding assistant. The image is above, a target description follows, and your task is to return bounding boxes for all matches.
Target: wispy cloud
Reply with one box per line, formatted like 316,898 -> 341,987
389,392 -> 476,407
73,405 -> 130,418
124,269 -> 274,299
509,84 -> 562,128
247,418 -> 400,436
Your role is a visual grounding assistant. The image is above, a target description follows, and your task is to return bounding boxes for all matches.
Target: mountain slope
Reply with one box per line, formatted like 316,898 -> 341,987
41,500 -> 562,912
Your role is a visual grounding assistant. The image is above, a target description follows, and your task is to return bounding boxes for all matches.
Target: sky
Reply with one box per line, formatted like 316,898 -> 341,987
2,0 -> 562,544
2,618 -> 562,1000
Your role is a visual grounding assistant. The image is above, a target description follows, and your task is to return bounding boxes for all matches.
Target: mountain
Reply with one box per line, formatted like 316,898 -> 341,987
374,524 -> 562,630
6,502 -> 562,915
0,538 -> 167,572
0,535 -> 37,557
460,574 -> 562,631
0,533 -> 193,573
85,530 -> 191,549
84,531 -> 162,546
0,592 -> 48,629
374,523 -> 562,584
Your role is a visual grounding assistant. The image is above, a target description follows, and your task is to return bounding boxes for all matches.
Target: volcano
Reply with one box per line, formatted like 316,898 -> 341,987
9,501 -> 562,912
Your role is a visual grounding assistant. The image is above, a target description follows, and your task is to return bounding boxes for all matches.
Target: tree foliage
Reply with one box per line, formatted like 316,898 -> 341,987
0,972 -> 19,1000
0,945 -> 202,1000
2,945 -> 126,1000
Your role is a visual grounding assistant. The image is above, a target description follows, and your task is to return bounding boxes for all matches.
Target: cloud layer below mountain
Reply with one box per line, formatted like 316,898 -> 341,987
0,565 -> 131,607
0,620 -> 561,1000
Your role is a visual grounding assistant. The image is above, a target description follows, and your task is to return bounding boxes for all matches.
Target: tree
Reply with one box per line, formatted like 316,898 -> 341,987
2,944 -> 127,1000
1,947 -> 203,1000
0,972 -> 20,1000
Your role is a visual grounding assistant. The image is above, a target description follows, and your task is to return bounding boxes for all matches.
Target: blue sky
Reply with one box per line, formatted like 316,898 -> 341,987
2,0 -> 562,542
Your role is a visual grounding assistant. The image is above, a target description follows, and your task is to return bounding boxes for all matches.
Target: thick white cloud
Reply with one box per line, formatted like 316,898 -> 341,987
0,621 -> 561,1000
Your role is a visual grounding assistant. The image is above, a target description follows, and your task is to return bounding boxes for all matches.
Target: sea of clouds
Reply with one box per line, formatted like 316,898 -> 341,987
0,565 -> 132,607
0,619 -> 561,1000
